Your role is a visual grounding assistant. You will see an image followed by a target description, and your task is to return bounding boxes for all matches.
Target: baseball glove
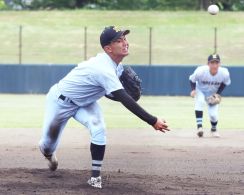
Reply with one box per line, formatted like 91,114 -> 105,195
119,66 -> 142,101
206,94 -> 221,105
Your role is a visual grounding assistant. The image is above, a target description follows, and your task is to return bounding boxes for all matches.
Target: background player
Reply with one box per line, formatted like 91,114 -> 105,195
39,26 -> 169,189
189,54 -> 231,138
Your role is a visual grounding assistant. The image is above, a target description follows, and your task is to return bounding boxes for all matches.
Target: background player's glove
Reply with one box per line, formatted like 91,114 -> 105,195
119,66 -> 142,101
206,94 -> 221,105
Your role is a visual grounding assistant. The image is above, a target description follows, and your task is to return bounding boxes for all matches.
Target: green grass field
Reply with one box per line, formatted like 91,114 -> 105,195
0,95 -> 243,130
0,10 -> 244,65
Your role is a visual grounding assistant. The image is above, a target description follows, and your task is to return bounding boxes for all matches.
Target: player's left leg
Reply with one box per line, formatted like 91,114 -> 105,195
208,104 -> 220,137
74,102 -> 106,188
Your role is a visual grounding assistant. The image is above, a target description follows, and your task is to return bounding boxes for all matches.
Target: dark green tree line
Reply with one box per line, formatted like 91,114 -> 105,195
2,0 -> 244,10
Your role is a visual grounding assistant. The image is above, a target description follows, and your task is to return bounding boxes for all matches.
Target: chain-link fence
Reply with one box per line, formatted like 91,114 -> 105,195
0,25 -> 243,65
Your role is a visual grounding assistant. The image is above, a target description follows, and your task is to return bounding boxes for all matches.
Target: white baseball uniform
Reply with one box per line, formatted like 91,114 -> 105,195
39,52 -> 124,155
189,65 -> 231,122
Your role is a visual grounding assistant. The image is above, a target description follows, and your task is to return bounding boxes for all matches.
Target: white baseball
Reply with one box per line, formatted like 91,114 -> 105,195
208,4 -> 219,15
208,5 -> 219,15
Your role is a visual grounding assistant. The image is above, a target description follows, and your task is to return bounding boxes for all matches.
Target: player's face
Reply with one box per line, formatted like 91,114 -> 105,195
110,36 -> 129,57
208,60 -> 220,75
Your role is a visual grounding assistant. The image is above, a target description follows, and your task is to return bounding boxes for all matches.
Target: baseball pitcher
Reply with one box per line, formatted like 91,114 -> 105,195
39,26 -> 169,189
189,54 -> 231,138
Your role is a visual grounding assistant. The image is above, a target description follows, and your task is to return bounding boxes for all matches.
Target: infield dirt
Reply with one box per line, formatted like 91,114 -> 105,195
0,128 -> 243,194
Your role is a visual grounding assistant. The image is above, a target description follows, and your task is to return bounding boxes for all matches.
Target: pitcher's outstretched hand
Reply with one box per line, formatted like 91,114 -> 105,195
153,119 -> 170,133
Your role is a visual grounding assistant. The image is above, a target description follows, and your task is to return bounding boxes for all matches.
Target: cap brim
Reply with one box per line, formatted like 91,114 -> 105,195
208,59 -> 220,62
111,30 -> 130,42
122,29 -> 130,36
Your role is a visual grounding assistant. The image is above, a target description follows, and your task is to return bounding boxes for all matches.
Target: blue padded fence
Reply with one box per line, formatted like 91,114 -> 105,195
0,64 -> 243,96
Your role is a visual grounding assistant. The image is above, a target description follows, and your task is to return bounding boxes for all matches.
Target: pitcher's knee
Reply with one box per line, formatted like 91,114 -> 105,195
39,139 -> 56,155
90,129 -> 106,145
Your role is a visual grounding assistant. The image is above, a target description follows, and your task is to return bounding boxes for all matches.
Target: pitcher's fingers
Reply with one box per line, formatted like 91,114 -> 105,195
164,128 -> 170,131
162,124 -> 168,129
158,128 -> 166,133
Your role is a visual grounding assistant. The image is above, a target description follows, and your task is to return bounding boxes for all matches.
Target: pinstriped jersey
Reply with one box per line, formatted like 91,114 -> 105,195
189,65 -> 231,95
57,52 -> 124,107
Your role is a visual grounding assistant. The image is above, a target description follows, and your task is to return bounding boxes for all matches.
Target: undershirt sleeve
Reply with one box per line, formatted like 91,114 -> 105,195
111,89 -> 157,126
216,82 -> 226,94
190,80 -> 196,90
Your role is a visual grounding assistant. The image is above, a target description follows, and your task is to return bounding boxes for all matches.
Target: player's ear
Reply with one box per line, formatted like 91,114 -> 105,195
103,45 -> 112,53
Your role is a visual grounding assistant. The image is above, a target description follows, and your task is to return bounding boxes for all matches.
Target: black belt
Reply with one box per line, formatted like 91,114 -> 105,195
59,94 -> 74,104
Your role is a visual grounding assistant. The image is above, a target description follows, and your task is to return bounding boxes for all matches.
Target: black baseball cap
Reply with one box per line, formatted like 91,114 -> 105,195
100,26 -> 130,48
208,54 -> 220,62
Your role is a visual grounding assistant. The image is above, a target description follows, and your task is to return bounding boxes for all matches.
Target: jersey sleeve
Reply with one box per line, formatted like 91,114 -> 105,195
222,68 -> 231,86
189,67 -> 201,82
96,70 -> 124,95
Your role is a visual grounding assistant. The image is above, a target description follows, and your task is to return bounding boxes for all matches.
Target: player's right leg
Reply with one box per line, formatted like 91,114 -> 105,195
39,84 -> 78,171
194,89 -> 205,137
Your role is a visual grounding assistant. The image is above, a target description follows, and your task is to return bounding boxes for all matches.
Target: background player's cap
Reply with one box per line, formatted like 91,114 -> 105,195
208,54 -> 220,62
100,26 -> 130,48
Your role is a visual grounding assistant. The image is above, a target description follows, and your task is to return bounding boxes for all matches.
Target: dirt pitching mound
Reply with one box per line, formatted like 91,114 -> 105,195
0,168 -> 243,195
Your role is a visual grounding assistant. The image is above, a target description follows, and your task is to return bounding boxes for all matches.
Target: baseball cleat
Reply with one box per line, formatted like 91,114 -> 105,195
211,131 -> 220,138
87,176 -> 102,189
197,127 -> 204,138
45,153 -> 58,171
39,145 -> 58,171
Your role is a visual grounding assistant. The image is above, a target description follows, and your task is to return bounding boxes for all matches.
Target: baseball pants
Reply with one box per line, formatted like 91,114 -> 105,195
39,84 -> 106,155
194,89 -> 218,122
